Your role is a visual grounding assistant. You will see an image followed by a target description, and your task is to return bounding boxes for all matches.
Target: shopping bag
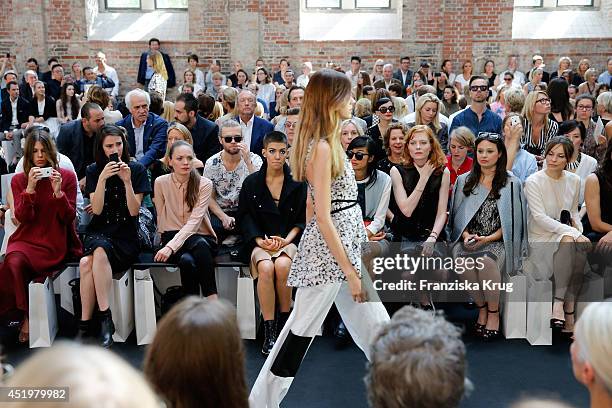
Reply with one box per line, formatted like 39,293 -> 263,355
502,273 -> 527,339
576,270 -> 604,320
134,269 -> 157,345
0,208 -> 17,256
109,270 -> 134,342
526,273 -> 552,346
59,266 -> 78,315
236,267 -> 256,340
28,277 -> 58,348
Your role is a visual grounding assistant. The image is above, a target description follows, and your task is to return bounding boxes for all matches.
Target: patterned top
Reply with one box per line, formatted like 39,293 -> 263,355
467,194 -> 502,237
203,151 -> 263,212
521,117 -> 558,157
288,146 -> 367,287
148,73 -> 167,100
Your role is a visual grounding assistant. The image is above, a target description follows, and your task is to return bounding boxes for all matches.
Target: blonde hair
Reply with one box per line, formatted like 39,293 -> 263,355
149,51 -> 168,81
211,101 -> 224,121
290,69 -> 352,181
392,96 -> 408,120
522,91 -> 551,134
354,98 -> 372,117
577,58 -> 591,75
529,68 -> 544,82
573,301 -> 612,396
558,56 -> 572,68
449,126 -> 475,149
160,100 -> 175,122
585,68 -> 597,81
6,342 -> 159,408
597,91 -> 612,114
415,93 -> 442,132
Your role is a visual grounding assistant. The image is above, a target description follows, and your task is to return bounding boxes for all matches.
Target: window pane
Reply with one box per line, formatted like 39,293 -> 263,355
305,0 -> 341,8
557,0 -> 592,5
106,0 -> 140,8
514,0 -> 542,5
356,0 -> 390,7
156,0 -> 187,7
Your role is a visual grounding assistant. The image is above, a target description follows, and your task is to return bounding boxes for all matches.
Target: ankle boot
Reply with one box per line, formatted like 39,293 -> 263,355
277,312 -> 290,336
98,309 -> 115,348
262,320 -> 277,356
75,320 -> 92,341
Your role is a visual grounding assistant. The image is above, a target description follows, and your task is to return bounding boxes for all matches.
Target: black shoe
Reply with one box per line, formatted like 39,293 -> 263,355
334,320 -> 351,348
483,308 -> 502,342
98,309 -> 115,348
75,320 -> 93,342
277,312 -> 290,336
473,302 -> 487,336
262,320 -> 277,356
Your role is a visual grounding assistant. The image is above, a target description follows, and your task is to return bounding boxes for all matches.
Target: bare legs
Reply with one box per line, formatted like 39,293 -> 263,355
257,255 -> 292,321
79,247 -> 112,321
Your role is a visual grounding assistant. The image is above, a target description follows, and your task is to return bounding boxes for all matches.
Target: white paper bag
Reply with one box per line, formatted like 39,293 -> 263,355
0,208 -> 17,256
236,267 -> 256,340
109,270 -> 134,343
526,274 -> 552,346
502,273 -> 527,339
576,270 -> 604,320
134,269 -> 157,345
59,266 -> 78,315
28,277 -> 58,348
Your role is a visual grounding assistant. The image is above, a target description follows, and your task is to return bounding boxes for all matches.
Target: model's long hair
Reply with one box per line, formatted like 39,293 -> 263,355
149,51 -> 168,81
290,69 -> 352,181
23,126 -> 60,177
167,140 -> 201,212
402,125 -> 446,174
463,135 -> 508,199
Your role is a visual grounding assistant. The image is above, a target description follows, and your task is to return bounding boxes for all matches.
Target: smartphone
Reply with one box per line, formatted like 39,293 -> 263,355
39,167 -> 53,178
467,238 -> 477,245
510,115 -> 521,127
109,153 -> 119,163
560,210 -> 572,226
434,72 -> 442,78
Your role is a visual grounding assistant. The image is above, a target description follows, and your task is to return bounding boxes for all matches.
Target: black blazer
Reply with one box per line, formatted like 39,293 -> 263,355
191,114 -> 221,163
28,96 -> 57,120
1,96 -> 30,131
56,119 -> 90,179
237,162 -> 307,263
19,83 -> 35,103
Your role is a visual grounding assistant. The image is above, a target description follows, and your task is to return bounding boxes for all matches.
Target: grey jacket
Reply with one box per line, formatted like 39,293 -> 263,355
448,171 -> 528,276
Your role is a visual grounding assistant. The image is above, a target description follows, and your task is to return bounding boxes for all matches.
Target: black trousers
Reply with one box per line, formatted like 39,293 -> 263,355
162,232 -> 218,297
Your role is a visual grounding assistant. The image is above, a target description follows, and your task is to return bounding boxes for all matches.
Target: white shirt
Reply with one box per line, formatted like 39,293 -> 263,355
132,117 -> 145,160
346,71 -> 359,87
10,97 -> 19,126
93,65 -> 119,97
500,69 -> 526,87
239,115 -> 254,150
37,99 -> 45,116
194,68 -> 206,90
296,74 -> 310,88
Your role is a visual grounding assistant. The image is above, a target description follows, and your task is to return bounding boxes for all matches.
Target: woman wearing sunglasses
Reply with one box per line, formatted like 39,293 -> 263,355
521,91 -> 559,167
405,93 -> 449,154
366,97 -> 397,161
389,125 -> 450,309
449,133 -> 527,341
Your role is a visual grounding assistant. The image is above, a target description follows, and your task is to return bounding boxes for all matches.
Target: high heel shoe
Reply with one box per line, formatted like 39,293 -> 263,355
550,297 -> 566,330
483,308 -> 502,341
473,302 -> 487,336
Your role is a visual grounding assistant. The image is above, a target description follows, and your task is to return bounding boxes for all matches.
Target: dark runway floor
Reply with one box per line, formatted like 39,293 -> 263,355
2,304 -> 589,408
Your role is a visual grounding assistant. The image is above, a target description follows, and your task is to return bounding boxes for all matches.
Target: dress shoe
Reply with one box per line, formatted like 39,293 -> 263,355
98,309 -> 115,348
262,320 -> 277,356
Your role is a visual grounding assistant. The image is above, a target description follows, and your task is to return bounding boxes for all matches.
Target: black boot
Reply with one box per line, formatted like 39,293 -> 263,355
75,320 -> 92,342
98,309 -> 115,348
334,319 -> 351,348
262,320 -> 277,356
277,312 -> 290,336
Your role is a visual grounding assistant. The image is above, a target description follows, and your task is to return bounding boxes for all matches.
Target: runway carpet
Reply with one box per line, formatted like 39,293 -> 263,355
2,305 -> 589,408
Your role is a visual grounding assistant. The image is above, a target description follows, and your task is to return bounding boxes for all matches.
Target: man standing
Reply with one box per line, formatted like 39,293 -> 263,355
116,88 -> 168,167
93,51 -> 120,98
449,76 -> 502,136
393,56 -> 413,97
234,90 -> 274,154
346,56 -> 362,87
374,64 -> 402,90
174,92 -> 221,163
137,38 -> 176,89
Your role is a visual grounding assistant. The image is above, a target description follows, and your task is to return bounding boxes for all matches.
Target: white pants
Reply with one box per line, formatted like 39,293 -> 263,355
249,279 -> 390,408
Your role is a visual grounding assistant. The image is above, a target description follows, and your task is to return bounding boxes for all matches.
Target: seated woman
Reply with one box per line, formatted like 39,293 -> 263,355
78,124 -> 151,347
446,126 -> 474,190
405,93 -> 449,154
150,123 -> 204,189
56,83 -> 80,123
144,297 -> 249,408
28,81 -> 57,124
521,91 -> 559,167
442,85 -> 461,117
340,118 -> 364,150
584,142 -> 612,260
367,97 -> 397,161
0,127 -> 81,343
154,141 -> 218,301
503,113 -> 538,184
178,69 -> 204,96
84,85 -> 122,124
377,123 -> 406,174
524,136 -> 590,337
238,131 -> 306,355
389,125 -> 450,308
449,133 -> 526,341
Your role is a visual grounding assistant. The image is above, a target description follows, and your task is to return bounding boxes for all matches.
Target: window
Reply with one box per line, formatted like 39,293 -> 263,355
305,0 -> 340,8
155,0 -> 187,8
556,0 -> 592,5
305,0 -> 391,9
355,0 -> 390,7
105,0 -> 187,10
106,0 -> 140,8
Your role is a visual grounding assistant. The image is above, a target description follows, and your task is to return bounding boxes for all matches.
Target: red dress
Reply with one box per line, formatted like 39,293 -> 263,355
0,167 -> 83,316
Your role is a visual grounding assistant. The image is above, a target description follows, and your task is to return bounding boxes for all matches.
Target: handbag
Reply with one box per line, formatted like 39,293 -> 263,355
138,206 -> 157,250
154,284 -> 185,316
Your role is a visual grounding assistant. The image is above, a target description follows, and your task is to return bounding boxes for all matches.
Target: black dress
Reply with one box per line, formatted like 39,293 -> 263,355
83,161 -> 151,272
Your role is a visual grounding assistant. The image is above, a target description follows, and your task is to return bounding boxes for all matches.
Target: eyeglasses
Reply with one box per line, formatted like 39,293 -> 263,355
536,98 -> 551,105
378,106 -> 395,114
476,132 -> 502,142
470,85 -> 489,92
346,150 -> 369,160
285,121 -> 298,128
576,104 -> 593,111
223,136 -> 243,143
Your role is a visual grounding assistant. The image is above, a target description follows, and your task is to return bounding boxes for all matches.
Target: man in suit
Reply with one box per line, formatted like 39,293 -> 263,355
19,70 -> 38,103
374,64 -> 402,91
45,64 -> 64,100
234,90 -> 274,155
56,102 -> 106,184
137,38 -> 176,89
174,92 -> 221,163
116,88 -> 168,168
1,81 -> 29,134
393,56 -> 413,98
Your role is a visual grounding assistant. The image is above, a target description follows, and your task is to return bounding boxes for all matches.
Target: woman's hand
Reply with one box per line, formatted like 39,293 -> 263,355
270,235 -> 289,249
596,231 -> 612,255
415,162 -> 435,181
347,272 -> 366,303
154,246 -> 173,262
26,167 -> 42,194
50,169 -> 63,197
464,233 -> 485,250
422,236 -> 437,256
369,231 -> 386,242
99,161 -> 120,182
118,162 -> 131,184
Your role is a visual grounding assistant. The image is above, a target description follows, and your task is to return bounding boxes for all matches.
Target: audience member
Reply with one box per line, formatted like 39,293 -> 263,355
0,81 -> 29,135
340,118 -> 364,150
44,63 -> 64,100
273,58 -> 290,85
446,126 -> 474,188
154,140 -> 218,298
521,90 -> 559,165
217,86 -> 238,123
366,305 -> 468,408
93,51 -> 120,98
255,67 -> 275,108
296,61 -> 313,88
144,297 -> 249,408
40,57 -> 58,83
367,97 -> 397,159
68,61 -> 83,86
524,68 -> 544,95
0,127 -> 81,343
503,113 -> 537,183
406,93 -> 449,153
504,86 -> 525,114
235,90 -> 274,153
377,122 -> 406,174
27,81 -> 56,123
578,68 -> 600,97
442,85 -> 461,116
56,82 -> 80,123
284,107 -> 300,146
174,92 -> 221,163
78,124 -> 150,347
137,37 -> 176,89
238,131 -> 306,355
275,86 -> 304,132
374,64 -> 402,91
77,66 -> 115,96
19,70 -> 38,103
187,54 -> 206,90
84,85 -> 122,124
548,78 -> 574,123
596,91 -> 612,141
116,88 -> 168,168
449,76 -> 502,136
500,55 -> 526,87
205,58 -> 225,91
346,56 -> 362,87
575,94 -> 607,162
393,56 -> 413,97
454,60 -> 473,94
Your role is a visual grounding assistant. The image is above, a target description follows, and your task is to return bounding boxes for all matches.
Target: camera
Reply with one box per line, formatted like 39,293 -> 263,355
39,167 -> 53,178
510,115 -> 521,127
434,72 -> 442,78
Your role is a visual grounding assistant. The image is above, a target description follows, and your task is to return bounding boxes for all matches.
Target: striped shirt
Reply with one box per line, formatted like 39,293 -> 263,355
521,117 -> 558,157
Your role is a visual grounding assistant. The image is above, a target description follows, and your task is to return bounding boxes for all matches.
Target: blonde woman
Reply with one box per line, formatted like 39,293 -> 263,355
521,90 -> 559,164
160,100 -> 175,122
573,58 -> 591,86
354,97 -> 372,119
370,59 -> 385,84
271,88 -> 289,126
406,93 -> 449,154
147,51 -> 168,100
578,68 -> 599,97
454,61 -> 473,94
551,56 -> 572,81
523,68 -> 544,95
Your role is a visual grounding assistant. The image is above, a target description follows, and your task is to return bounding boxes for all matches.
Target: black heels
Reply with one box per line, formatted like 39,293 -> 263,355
482,309 -> 502,341
473,303 -> 487,336
550,297 -> 569,330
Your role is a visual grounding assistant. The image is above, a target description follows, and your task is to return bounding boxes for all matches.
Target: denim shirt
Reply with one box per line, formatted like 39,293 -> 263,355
449,107 -> 502,137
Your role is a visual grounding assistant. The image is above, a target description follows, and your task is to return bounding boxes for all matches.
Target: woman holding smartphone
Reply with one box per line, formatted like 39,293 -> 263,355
249,69 -> 390,407
0,127 -> 81,343
78,124 -> 151,348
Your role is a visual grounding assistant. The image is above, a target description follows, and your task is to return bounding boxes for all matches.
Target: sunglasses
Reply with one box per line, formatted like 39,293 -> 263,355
378,106 -> 395,114
476,132 -> 502,142
504,77 -> 513,81
346,150 -> 369,160
470,85 -> 489,92
223,136 -> 243,143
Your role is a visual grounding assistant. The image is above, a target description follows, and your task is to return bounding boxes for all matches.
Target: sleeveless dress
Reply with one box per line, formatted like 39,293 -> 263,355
287,148 -> 367,288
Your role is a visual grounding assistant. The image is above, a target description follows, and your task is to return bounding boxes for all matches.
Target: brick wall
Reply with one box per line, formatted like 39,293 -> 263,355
1,0 -> 610,97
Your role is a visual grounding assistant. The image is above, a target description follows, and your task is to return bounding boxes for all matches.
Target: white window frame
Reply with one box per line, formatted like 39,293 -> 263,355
104,0 -> 187,11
